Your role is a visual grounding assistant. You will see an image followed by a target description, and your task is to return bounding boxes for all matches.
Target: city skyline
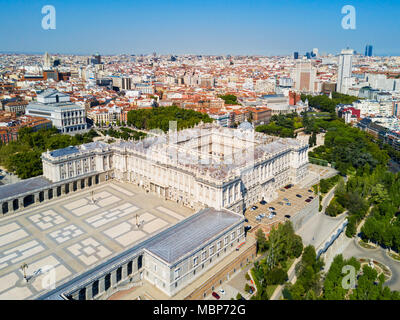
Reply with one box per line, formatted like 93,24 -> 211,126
1,0 -> 399,56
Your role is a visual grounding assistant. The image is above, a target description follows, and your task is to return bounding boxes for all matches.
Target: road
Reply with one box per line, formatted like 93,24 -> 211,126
342,239 -> 400,291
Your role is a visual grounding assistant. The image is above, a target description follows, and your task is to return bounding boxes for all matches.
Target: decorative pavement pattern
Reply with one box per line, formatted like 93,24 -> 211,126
0,181 -> 194,299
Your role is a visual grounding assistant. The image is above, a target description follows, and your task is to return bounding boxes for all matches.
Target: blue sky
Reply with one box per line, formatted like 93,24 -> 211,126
0,0 -> 399,56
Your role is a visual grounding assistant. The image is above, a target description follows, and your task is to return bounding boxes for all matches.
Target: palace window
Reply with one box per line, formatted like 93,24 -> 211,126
174,268 -> 180,280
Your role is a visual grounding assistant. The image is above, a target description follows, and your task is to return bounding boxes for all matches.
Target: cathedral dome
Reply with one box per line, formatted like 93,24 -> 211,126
238,121 -> 254,131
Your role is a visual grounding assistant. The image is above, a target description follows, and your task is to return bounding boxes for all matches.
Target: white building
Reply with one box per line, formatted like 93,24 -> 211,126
337,49 -> 354,94
352,99 -> 393,117
25,89 -> 87,134
208,112 -> 231,127
142,207 -> 245,296
366,73 -> 400,92
42,123 -> 309,213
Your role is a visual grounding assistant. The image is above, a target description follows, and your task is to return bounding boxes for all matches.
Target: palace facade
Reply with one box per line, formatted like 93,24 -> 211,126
42,123 -> 309,213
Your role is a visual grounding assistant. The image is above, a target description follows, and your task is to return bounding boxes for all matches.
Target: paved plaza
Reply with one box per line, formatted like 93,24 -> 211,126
0,181 -> 194,300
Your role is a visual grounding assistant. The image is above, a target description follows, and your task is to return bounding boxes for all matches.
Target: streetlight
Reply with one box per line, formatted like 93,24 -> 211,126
91,190 -> 95,204
20,263 -> 28,282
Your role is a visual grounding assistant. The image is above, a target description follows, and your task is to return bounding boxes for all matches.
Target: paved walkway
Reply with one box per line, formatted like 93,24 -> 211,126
269,256 -> 301,300
0,181 -> 194,300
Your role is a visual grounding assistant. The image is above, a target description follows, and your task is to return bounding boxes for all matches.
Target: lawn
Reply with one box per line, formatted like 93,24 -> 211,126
266,285 -> 278,298
358,239 -> 377,250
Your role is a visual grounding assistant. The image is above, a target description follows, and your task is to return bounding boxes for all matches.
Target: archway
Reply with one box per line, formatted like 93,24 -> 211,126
23,195 -> 34,208
2,202 -> 8,214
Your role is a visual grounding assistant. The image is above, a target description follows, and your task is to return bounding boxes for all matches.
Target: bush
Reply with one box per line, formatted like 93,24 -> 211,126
346,216 -> 358,238
244,283 -> 251,293
326,198 -> 345,217
245,273 -> 250,281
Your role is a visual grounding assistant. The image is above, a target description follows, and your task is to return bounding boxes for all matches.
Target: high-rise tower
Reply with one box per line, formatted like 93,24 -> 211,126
365,45 -> 373,57
337,49 -> 353,94
43,52 -> 52,70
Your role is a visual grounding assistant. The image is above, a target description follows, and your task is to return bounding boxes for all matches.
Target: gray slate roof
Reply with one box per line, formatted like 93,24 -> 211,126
50,146 -> 79,157
145,208 -> 243,264
0,176 -> 51,201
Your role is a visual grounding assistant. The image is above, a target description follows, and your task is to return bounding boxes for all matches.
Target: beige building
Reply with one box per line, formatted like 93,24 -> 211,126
42,123 -> 309,214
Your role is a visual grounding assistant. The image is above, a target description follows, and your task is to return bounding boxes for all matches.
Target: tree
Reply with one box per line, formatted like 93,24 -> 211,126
370,183 -> 390,204
326,198 -> 345,217
219,94 -> 240,105
256,229 -> 268,253
291,235 -> 303,258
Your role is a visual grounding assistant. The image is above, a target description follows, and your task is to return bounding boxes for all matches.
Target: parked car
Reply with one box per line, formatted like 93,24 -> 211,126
283,198 -> 289,202
286,202 -> 291,206
260,213 -> 265,218
308,189 -> 313,193
278,201 -> 284,205
244,218 -> 248,222
245,225 -> 252,231
305,198 -> 311,202
212,292 -> 220,299
280,188 -> 286,192
296,194 -> 302,198
268,214 -> 273,219
285,215 -> 291,219
249,286 -> 255,294
251,206 -> 258,211
271,212 -> 277,216
260,200 -> 267,205
219,289 -> 226,295
308,196 -> 314,199
268,207 -> 275,211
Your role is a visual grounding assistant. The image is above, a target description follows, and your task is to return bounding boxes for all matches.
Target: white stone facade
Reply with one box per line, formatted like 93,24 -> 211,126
26,89 -> 87,134
42,123 -> 309,213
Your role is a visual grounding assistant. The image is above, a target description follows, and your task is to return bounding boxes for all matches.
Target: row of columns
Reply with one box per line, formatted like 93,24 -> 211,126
1,174 -> 101,215
71,255 -> 143,300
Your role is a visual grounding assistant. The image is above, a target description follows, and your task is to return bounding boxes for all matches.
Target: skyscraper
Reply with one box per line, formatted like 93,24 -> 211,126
365,45 -> 373,57
43,52 -> 52,70
337,49 -> 354,94
292,61 -> 316,92
294,52 -> 299,59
